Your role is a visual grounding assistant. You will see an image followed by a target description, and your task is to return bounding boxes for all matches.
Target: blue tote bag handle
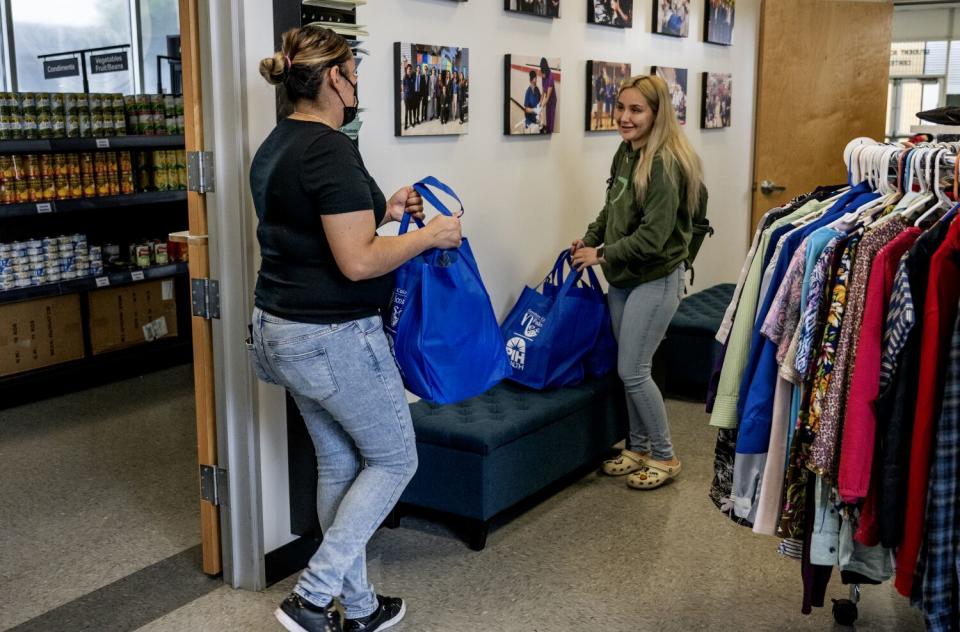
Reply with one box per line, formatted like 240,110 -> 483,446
399,176 -> 465,234
543,250 -> 603,294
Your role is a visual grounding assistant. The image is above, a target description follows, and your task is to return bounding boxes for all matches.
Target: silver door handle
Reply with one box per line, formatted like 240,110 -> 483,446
760,180 -> 787,195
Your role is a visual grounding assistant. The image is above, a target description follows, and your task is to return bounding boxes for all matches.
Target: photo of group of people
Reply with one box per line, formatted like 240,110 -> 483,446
652,66 -> 688,125
505,0 -> 561,18
654,0 -> 690,37
704,0 -> 734,45
588,0 -> 633,28
394,43 -> 469,137
702,72 -> 732,129
585,61 -> 631,131
505,55 -> 562,135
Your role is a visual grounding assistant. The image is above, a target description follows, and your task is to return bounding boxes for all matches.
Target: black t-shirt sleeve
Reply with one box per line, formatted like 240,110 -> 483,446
298,132 -> 374,215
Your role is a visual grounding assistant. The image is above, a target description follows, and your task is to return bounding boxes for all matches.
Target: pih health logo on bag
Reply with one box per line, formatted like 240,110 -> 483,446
506,308 -> 545,371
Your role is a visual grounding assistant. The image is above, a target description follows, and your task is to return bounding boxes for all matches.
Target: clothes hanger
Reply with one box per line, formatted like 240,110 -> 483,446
912,148 -> 953,227
898,147 -> 936,219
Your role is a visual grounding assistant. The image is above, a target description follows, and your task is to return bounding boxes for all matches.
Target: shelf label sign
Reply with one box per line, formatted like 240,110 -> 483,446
131,270 -> 145,281
91,51 -> 129,74
43,58 -> 80,79
35,202 -> 52,214
95,276 -> 110,288
95,138 -> 110,149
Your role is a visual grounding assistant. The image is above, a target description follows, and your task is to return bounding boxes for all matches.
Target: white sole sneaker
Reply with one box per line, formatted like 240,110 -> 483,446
371,600 -> 406,631
275,607 -> 310,632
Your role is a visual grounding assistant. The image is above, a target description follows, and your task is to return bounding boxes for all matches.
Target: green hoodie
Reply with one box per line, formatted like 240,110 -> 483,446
583,142 -> 707,288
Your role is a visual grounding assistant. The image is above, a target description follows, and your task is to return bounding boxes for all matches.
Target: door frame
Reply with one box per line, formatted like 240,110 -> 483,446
181,0 -> 266,590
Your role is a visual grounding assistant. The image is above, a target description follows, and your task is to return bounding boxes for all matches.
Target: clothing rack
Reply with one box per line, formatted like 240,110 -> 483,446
707,137 -> 960,628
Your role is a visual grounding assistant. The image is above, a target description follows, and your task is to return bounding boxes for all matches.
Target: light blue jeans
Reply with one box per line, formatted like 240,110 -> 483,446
249,307 -> 418,619
607,265 -> 684,461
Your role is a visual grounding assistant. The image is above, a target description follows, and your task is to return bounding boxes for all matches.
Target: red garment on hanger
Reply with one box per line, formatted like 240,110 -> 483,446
840,228 -> 923,503
895,217 -> 960,597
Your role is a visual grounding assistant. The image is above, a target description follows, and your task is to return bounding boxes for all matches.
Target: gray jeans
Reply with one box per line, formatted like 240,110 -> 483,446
607,265 -> 684,461
249,308 -> 418,619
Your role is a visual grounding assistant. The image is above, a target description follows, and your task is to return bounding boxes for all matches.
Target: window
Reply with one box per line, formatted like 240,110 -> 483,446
141,0 -> 180,94
11,0 -> 134,93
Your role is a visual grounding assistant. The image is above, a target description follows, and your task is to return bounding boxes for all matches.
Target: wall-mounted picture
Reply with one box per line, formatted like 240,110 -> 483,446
586,61 -> 631,131
588,0 -> 633,28
505,54 -> 562,135
652,65 -> 688,125
394,42 -> 469,137
705,0 -> 734,45
653,0 -> 690,37
702,72 -> 732,129
505,0 -> 561,17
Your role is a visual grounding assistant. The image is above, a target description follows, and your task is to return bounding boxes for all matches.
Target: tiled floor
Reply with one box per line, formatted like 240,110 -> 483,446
1,366 -> 924,631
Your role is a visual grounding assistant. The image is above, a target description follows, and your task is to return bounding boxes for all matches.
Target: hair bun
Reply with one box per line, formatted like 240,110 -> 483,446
259,52 -> 287,86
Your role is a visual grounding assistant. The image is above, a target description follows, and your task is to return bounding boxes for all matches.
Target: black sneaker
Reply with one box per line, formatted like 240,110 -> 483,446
275,593 -> 342,632
343,595 -> 405,632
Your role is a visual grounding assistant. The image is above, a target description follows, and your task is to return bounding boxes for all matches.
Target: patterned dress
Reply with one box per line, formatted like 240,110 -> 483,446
777,234 -> 861,539
808,219 -> 907,478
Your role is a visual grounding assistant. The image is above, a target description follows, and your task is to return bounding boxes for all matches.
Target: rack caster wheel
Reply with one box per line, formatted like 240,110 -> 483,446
832,598 -> 858,626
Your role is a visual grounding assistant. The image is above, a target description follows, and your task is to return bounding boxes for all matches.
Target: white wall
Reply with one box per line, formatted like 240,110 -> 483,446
893,6 -> 960,42
363,0 -> 758,311
242,0 -> 760,553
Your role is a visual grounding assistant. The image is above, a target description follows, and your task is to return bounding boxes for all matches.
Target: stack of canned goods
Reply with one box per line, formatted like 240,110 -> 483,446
0,234 -> 104,291
0,150 -> 138,204
132,149 -> 187,192
127,239 -> 170,268
0,92 -> 185,140
124,94 -> 185,136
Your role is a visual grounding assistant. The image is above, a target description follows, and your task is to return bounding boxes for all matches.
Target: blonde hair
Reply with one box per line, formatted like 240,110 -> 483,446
618,74 -> 704,212
259,25 -> 352,102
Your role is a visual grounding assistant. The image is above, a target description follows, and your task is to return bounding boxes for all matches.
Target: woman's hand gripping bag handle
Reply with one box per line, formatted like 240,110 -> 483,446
388,176 -> 510,404
502,250 -> 605,389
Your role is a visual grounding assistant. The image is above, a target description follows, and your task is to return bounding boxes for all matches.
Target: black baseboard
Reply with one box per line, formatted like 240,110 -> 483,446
265,535 -> 321,587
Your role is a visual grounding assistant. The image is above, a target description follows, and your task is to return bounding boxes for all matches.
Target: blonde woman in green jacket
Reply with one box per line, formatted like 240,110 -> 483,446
572,74 -> 707,490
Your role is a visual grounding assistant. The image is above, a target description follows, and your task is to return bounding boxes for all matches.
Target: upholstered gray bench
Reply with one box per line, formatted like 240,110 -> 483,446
655,283 -> 735,400
395,375 -> 626,550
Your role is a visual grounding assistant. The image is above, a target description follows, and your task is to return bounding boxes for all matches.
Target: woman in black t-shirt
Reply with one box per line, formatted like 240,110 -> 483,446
249,26 -> 461,632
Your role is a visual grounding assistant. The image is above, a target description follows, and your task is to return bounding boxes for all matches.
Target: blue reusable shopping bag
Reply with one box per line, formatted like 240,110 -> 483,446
541,252 -> 617,379
385,176 -> 511,404
501,251 -> 605,390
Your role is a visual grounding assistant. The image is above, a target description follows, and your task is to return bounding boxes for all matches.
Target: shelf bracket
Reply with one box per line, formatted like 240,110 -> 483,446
191,278 -> 221,320
187,151 -> 215,194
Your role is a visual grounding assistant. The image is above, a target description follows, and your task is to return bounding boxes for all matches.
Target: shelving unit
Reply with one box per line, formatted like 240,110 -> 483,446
0,262 -> 188,304
0,131 -> 192,407
0,135 -> 185,154
0,191 -> 186,219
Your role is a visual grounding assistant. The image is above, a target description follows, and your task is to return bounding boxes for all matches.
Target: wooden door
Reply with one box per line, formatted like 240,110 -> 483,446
179,0 -> 221,576
751,0 -> 893,228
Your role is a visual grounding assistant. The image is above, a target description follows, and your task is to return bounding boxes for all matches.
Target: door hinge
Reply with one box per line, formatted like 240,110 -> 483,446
187,151 -> 215,193
200,464 -> 228,507
191,278 -> 221,320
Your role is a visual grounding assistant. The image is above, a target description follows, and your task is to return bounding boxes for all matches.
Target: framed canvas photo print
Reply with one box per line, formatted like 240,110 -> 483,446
505,54 -> 562,135
704,0 -> 734,45
586,60 -> 631,131
588,0 -> 633,28
651,65 -> 688,125
395,42 -> 469,137
505,0 -> 560,18
653,0 -> 690,37
702,72 -> 732,129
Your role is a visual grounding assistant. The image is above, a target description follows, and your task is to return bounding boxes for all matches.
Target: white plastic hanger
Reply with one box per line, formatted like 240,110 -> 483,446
913,148 -> 952,227
899,147 -> 937,219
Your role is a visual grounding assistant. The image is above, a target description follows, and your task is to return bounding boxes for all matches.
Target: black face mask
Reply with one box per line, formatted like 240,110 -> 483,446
336,74 -> 359,127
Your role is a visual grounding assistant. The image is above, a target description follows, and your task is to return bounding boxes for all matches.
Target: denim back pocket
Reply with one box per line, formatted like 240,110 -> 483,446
269,345 -> 340,402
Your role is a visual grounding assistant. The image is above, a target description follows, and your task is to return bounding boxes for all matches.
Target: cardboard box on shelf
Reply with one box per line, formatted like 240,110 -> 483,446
88,278 -> 178,355
0,295 -> 84,377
